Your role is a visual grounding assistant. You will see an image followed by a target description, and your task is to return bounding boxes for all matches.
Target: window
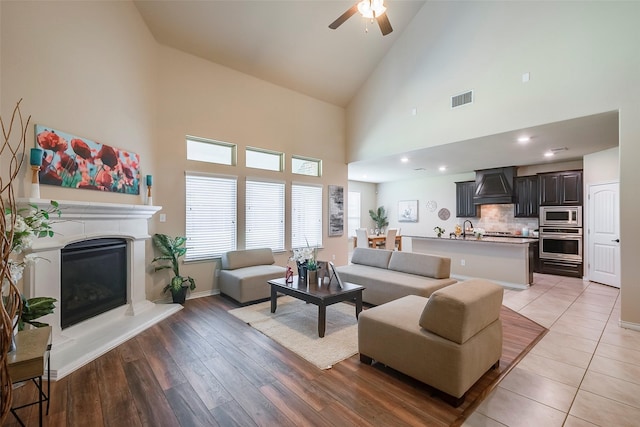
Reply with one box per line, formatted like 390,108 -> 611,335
291,184 -> 323,248
246,147 -> 283,172
347,191 -> 361,237
185,173 -> 237,260
186,136 -> 236,165
246,179 -> 285,251
292,156 -> 321,177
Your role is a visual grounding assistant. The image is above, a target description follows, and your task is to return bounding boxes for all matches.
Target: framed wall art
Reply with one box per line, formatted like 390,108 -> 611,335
35,124 -> 141,194
398,200 -> 418,222
328,185 -> 344,236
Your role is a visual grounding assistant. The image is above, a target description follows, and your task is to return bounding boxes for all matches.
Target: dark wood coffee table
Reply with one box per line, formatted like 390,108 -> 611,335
268,276 -> 365,338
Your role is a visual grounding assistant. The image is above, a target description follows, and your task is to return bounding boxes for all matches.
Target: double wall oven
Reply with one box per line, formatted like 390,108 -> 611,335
539,206 -> 583,276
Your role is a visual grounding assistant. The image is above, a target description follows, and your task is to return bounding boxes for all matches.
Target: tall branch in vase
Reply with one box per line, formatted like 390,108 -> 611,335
0,100 -> 30,423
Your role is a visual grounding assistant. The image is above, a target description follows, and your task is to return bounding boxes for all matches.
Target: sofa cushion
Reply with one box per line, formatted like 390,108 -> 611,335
350,247 -> 393,269
335,264 -> 456,306
419,279 -> 503,344
388,251 -> 451,279
221,248 -> 275,270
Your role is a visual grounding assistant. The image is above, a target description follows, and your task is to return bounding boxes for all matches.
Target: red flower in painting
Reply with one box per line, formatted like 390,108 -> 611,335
122,167 -> 134,181
71,139 -> 92,160
96,170 -> 113,188
37,130 -> 68,152
40,169 -> 63,186
58,152 -> 78,173
97,145 -> 118,168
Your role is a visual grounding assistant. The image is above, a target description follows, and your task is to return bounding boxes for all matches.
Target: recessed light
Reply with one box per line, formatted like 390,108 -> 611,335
439,166 -> 447,172
544,151 -> 554,157
517,136 -> 530,143
401,157 -> 409,163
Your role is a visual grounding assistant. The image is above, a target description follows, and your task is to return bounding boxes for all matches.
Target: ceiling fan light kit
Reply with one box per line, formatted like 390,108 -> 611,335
329,0 -> 393,36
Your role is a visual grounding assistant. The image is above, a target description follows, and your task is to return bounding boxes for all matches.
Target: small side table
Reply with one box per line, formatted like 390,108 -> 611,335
8,326 -> 52,427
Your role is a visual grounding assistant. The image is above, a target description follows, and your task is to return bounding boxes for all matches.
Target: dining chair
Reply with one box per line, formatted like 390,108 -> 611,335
355,228 -> 370,248
379,228 -> 398,250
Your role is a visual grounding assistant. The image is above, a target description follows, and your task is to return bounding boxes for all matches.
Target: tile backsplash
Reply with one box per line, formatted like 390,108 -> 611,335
468,204 -> 539,233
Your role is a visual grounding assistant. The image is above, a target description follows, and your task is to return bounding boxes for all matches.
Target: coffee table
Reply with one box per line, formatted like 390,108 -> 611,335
268,276 -> 365,338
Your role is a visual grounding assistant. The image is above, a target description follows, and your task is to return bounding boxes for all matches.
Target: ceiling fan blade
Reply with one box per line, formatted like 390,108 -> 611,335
377,13 -> 393,36
329,4 -> 359,29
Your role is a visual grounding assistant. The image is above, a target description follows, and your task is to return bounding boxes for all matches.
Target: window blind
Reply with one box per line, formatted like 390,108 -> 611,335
291,184 -> 323,248
246,179 -> 285,251
185,173 -> 237,260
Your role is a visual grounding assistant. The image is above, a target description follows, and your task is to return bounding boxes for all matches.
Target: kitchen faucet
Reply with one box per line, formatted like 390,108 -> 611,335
463,220 -> 474,238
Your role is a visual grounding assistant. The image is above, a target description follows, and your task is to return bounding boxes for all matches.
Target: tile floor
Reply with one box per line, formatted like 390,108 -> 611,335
464,273 -> 640,427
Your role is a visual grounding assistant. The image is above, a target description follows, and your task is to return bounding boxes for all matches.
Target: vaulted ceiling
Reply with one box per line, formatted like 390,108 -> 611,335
134,1 -> 619,183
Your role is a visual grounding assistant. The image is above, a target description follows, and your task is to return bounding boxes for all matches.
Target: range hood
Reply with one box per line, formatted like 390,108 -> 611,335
474,166 -> 516,205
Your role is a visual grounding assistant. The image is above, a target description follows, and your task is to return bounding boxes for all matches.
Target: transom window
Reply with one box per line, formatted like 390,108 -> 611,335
186,136 -> 236,166
246,147 -> 283,172
292,156 -> 321,177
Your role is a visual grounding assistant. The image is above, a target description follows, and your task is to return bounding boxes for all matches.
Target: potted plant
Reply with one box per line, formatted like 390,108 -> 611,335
19,295 -> 57,331
151,233 -> 196,304
368,206 -> 389,234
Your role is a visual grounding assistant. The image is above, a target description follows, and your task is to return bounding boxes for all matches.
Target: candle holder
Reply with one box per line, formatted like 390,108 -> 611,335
29,147 -> 44,199
145,174 -> 153,205
30,165 -> 41,199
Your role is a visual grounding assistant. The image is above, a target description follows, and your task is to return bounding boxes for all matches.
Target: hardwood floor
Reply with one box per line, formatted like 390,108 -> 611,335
5,296 -> 545,427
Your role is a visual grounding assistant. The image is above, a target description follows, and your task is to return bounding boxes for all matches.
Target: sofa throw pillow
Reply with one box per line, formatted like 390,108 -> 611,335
388,251 -> 451,279
350,247 -> 393,269
419,279 -> 503,344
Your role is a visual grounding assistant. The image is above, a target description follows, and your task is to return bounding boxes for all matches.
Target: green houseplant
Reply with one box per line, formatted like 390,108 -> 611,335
368,206 -> 389,232
19,296 -> 57,331
151,233 -> 196,304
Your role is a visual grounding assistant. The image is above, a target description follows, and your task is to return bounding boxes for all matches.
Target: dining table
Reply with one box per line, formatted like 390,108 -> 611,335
354,234 -> 402,251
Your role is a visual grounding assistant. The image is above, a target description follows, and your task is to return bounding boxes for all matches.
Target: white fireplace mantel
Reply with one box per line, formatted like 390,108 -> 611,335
19,198 -> 181,380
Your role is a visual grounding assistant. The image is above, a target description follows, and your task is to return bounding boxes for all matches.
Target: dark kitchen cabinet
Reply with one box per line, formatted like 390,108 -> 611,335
456,181 -> 479,217
514,175 -> 539,217
538,170 -> 583,206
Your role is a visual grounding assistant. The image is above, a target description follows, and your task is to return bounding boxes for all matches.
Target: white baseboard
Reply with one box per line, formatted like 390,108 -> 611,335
619,320 -> 640,332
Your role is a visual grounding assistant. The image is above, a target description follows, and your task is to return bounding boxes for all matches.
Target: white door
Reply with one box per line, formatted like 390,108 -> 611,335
588,182 -> 620,287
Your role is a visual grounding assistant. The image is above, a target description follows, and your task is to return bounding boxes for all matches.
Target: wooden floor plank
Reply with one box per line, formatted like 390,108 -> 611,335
67,363 -> 104,427
164,381 -> 219,426
95,349 -> 142,427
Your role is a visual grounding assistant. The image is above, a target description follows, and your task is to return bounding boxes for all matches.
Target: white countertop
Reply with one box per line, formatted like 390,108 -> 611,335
407,235 -> 538,245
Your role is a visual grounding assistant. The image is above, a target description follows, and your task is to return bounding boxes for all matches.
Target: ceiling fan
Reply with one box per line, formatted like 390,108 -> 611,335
329,0 -> 393,36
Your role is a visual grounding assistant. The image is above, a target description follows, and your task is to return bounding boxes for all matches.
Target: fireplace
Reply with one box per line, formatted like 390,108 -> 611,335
20,198 -> 181,380
61,238 -> 128,329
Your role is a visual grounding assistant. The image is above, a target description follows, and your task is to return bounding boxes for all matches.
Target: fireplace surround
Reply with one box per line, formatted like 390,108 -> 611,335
20,198 -> 181,380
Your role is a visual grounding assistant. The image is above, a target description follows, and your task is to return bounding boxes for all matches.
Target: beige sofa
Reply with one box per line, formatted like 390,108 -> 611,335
219,248 -> 286,304
335,247 -> 457,305
358,279 -> 504,406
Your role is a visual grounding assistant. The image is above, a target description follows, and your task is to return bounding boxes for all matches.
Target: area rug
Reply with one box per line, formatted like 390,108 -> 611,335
228,297 -> 358,369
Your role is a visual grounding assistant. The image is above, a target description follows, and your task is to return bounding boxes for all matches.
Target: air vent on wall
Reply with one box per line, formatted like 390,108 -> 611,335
451,90 -> 473,108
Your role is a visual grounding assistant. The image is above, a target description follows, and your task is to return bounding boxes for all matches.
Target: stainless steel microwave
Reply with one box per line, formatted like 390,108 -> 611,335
539,206 -> 582,227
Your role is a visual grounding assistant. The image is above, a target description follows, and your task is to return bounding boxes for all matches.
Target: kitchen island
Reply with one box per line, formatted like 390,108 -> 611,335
407,235 -> 538,289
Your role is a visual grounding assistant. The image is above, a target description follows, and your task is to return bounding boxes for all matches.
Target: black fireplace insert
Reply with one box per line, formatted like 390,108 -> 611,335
60,238 -> 127,329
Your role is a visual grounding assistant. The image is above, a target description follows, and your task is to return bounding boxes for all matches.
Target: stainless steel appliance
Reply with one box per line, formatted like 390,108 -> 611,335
539,206 -> 582,227
539,227 -> 583,262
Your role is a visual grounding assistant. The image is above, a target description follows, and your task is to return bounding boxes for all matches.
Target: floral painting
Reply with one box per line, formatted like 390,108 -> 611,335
35,125 -> 141,194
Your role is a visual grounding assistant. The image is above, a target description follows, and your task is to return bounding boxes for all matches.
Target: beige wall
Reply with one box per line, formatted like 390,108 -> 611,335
153,45 -> 347,299
348,2 -> 640,326
1,1 -> 348,302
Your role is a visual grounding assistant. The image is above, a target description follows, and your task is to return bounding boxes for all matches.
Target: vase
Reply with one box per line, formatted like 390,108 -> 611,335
307,269 -> 318,285
297,261 -> 307,281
